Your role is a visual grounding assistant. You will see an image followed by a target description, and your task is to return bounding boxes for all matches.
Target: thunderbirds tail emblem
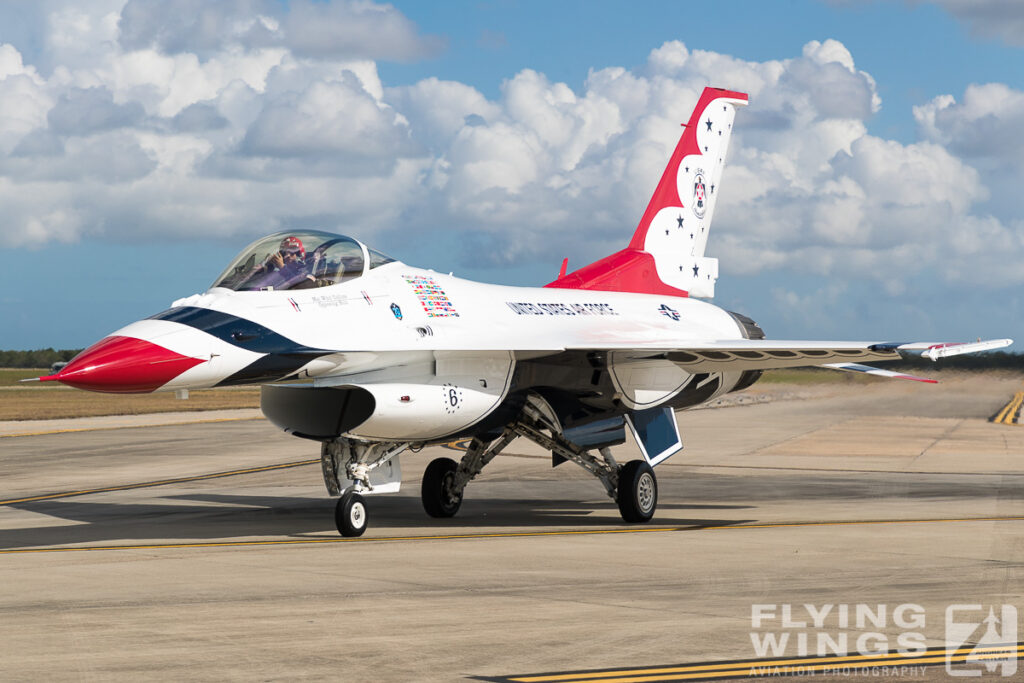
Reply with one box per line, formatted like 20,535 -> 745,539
693,171 -> 707,219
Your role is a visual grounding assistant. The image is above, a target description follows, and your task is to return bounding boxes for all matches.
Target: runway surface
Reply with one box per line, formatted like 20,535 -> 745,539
1,373 -> 1023,681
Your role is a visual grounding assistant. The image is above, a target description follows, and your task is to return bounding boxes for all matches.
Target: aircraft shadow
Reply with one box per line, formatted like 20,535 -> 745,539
0,492 -> 756,550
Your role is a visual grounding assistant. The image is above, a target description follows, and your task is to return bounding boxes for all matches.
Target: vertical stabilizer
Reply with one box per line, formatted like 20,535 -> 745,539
547,87 -> 747,298
631,87 -> 747,297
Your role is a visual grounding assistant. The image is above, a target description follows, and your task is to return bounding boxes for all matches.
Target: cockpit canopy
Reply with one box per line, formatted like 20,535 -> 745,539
213,230 -> 395,292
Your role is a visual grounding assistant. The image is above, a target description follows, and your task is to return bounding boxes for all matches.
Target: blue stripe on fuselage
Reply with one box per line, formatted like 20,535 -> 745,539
149,306 -> 333,385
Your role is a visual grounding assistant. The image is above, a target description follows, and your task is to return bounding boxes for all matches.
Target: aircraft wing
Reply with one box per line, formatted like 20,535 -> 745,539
567,338 -> 1012,378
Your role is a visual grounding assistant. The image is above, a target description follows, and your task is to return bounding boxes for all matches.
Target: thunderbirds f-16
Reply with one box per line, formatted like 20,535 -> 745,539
35,88 -> 1011,536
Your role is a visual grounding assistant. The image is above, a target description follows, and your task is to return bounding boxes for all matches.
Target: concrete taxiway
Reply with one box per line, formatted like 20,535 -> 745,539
1,373 -> 1023,681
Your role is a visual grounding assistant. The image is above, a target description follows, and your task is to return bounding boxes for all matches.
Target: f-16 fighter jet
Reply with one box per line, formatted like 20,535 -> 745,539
38,88 -> 1012,536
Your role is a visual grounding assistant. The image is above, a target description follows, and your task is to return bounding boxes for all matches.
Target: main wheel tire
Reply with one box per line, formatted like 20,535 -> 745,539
335,491 -> 368,537
617,460 -> 658,523
421,457 -> 463,518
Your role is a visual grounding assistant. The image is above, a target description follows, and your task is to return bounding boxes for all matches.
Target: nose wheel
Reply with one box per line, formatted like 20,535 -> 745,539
335,491 -> 368,537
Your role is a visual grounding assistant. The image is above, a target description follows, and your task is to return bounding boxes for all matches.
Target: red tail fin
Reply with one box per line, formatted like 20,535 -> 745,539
546,87 -> 748,298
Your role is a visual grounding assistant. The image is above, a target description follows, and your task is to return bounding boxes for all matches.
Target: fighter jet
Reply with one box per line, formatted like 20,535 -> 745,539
37,87 -> 1011,536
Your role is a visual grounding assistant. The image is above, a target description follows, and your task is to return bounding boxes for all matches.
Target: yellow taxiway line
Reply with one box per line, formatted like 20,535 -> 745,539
0,527 -> 678,554
2,515 -> 1022,555
498,643 -> 1024,682
992,391 -> 1024,425
0,459 -> 319,506
0,437 -> 465,505
0,414 -> 262,438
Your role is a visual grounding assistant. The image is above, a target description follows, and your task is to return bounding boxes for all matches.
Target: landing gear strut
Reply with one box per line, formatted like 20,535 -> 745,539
418,395 -> 661,524
322,439 -> 406,537
325,395 -> 664,534
420,428 -> 517,519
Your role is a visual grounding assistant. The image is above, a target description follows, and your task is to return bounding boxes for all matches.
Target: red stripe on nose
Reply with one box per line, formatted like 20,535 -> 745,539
40,336 -> 205,393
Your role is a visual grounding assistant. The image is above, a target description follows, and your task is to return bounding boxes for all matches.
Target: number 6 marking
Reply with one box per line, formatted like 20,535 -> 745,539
442,383 -> 462,414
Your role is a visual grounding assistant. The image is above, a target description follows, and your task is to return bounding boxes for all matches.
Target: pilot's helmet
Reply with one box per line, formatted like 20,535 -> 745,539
279,236 -> 305,260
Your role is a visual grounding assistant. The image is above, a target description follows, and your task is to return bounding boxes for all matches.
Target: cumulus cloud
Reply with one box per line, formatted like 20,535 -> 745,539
402,37 -> 911,273
385,77 -> 501,149
117,0 -> 443,61
914,82 -> 1024,159
118,0 -> 274,55
913,82 -> 1024,241
47,86 -> 145,135
240,73 -> 413,163
0,0 -> 1020,295
1,131 -> 156,182
0,45 -> 51,153
930,0 -> 1024,47
283,0 -> 444,61
171,101 -> 229,132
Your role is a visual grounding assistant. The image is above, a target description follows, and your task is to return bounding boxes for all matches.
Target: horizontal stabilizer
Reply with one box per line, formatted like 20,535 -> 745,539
821,363 -> 938,383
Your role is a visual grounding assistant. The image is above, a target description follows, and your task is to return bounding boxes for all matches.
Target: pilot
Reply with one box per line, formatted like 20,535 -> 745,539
268,236 -> 305,271
254,236 -> 316,290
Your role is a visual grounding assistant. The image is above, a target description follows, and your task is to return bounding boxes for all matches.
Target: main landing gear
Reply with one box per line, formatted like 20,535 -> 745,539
419,451 -> 658,525
420,457 -> 462,517
617,459 -> 657,523
418,395 -> 660,526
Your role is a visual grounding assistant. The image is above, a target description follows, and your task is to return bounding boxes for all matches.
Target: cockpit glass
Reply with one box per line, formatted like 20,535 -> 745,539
213,231 -> 366,291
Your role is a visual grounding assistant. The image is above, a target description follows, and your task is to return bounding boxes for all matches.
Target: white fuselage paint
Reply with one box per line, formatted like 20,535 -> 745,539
105,260 -> 746,439
121,261 -> 744,380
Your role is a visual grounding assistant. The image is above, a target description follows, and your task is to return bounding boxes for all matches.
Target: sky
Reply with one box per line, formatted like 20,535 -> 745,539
1,0 -> 1023,350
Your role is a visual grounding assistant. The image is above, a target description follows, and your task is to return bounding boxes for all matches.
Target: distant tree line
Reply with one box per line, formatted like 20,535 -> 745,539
0,348 -> 84,368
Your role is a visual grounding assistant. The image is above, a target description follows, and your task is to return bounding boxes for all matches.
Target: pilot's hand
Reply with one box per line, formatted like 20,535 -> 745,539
268,252 -> 284,269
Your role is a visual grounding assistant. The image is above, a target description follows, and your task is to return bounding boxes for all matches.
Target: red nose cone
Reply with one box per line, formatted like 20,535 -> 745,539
40,336 -> 205,393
